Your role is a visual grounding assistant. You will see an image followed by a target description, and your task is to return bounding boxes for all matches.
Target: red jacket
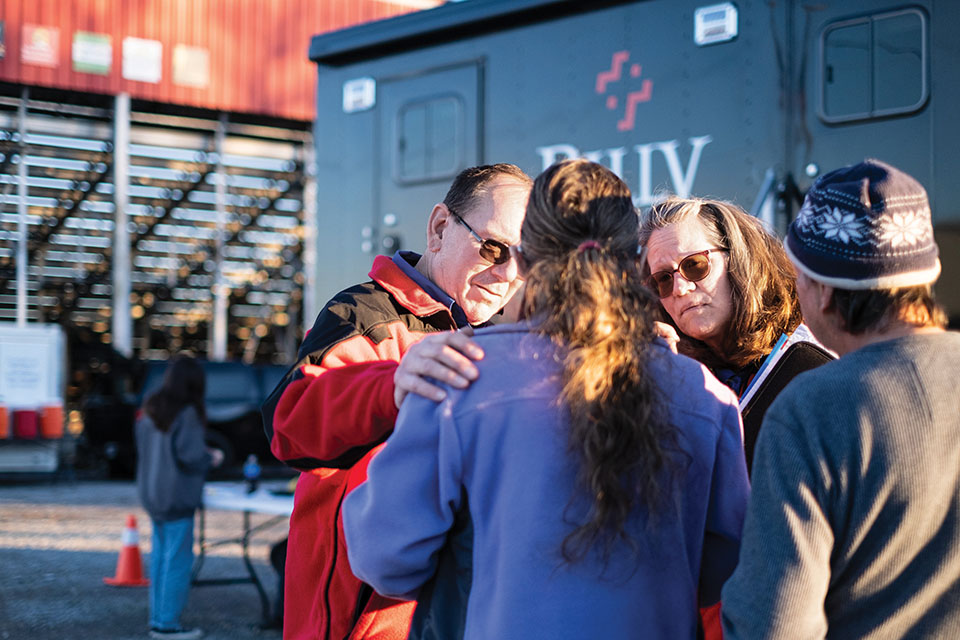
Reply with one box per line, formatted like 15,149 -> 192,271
263,254 -> 461,640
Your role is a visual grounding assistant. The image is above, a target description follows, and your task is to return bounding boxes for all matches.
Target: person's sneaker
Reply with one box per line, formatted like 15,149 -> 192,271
148,627 -> 204,640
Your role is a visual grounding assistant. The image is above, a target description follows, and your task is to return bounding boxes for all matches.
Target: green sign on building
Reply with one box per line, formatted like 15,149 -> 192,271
72,31 -> 112,75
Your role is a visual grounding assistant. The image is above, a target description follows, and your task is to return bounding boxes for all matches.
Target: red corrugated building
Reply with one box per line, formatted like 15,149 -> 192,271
0,0 -> 436,121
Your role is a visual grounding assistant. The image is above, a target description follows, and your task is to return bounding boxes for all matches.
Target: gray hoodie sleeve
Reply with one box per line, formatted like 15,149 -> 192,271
172,405 -> 211,475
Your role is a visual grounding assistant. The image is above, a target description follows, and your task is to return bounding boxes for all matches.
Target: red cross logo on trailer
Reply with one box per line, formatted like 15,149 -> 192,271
595,50 -> 653,131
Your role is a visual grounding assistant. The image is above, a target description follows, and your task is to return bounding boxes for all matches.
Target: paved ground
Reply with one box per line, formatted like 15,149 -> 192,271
0,479 -> 290,640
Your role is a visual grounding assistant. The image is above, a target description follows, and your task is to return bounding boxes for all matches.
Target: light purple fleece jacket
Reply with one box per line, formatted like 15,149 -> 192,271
344,323 -> 749,640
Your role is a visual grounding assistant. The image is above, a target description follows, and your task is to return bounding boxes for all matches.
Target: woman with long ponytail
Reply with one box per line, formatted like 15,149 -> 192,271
343,160 -> 749,639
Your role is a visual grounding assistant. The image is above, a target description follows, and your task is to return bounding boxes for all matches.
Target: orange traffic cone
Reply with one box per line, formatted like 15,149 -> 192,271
104,514 -> 150,587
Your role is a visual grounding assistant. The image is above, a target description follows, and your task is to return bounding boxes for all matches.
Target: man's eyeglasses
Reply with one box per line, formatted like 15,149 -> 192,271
646,248 -> 726,298
450,210 -> 512,265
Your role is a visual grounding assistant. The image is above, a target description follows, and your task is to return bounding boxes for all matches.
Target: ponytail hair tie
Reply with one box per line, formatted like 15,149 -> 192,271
577,240 -> 602,254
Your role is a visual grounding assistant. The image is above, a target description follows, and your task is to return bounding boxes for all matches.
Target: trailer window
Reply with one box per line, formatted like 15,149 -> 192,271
820,8 -> 927,123
395,95 -> 463,183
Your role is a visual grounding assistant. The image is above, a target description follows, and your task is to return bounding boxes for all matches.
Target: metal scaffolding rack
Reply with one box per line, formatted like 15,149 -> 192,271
0,84 -> 311,366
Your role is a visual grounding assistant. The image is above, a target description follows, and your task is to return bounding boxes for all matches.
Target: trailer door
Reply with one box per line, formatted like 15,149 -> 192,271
796,2 -> 932,192
374,63 -> 481,256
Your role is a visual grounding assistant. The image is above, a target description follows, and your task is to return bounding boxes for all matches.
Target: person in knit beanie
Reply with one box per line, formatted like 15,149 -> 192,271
722,159 -> 960,639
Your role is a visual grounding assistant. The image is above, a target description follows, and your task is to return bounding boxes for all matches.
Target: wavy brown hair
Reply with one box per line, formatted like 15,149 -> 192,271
639,197 -> 802,370
520,159 -> 680,565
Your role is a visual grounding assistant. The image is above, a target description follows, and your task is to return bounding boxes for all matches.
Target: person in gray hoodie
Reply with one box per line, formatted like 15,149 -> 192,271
136,355 -> 222,640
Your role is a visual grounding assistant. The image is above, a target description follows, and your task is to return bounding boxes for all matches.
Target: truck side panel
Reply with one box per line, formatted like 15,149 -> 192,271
311,0 -> 958,321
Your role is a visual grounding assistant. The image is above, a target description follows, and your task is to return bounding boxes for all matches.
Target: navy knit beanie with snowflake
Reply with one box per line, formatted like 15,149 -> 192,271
785,158 -> 941,289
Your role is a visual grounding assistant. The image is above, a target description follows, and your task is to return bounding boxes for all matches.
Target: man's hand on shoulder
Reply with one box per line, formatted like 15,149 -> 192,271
393,326 -> 484,408
653,321 -> 680,354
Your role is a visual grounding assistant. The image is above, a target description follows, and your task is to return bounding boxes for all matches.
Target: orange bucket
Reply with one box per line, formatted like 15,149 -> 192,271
41,405 -> 64,439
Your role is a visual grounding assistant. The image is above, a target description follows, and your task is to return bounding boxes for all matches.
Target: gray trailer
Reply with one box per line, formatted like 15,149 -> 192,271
308,0 -> 960,321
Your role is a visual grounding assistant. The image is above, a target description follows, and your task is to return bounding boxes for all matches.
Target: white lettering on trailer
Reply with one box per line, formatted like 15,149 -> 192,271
536,135 -> 713,206
583,147 -> 628,177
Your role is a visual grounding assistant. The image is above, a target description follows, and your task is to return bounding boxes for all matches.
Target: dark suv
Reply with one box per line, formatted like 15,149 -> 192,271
82,360 -> 290,477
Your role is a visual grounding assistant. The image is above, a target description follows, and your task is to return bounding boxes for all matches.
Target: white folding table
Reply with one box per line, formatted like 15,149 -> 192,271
192,481 -> 294,625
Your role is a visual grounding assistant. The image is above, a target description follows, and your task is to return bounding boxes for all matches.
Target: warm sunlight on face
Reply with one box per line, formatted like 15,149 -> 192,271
430,177 -> 529,324
645,217 -> 734,351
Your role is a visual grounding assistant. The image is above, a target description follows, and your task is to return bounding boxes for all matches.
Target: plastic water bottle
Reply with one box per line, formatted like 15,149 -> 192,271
243,454 -> 261,494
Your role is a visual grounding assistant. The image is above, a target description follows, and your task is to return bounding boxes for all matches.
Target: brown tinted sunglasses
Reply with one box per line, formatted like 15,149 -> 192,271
450,210 -> 512,265
646,248 -> 726,298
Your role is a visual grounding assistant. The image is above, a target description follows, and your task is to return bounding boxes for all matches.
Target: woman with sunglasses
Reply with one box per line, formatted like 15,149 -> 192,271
640,198 -> 832,468
640,196 -> 804,392
342,160 -> 749,639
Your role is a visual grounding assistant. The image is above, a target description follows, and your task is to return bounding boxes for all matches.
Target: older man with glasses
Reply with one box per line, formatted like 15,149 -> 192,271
261,164 -> 531,640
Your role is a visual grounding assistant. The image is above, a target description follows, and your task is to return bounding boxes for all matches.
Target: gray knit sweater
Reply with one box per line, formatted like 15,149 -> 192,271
722,331 -> 960,639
